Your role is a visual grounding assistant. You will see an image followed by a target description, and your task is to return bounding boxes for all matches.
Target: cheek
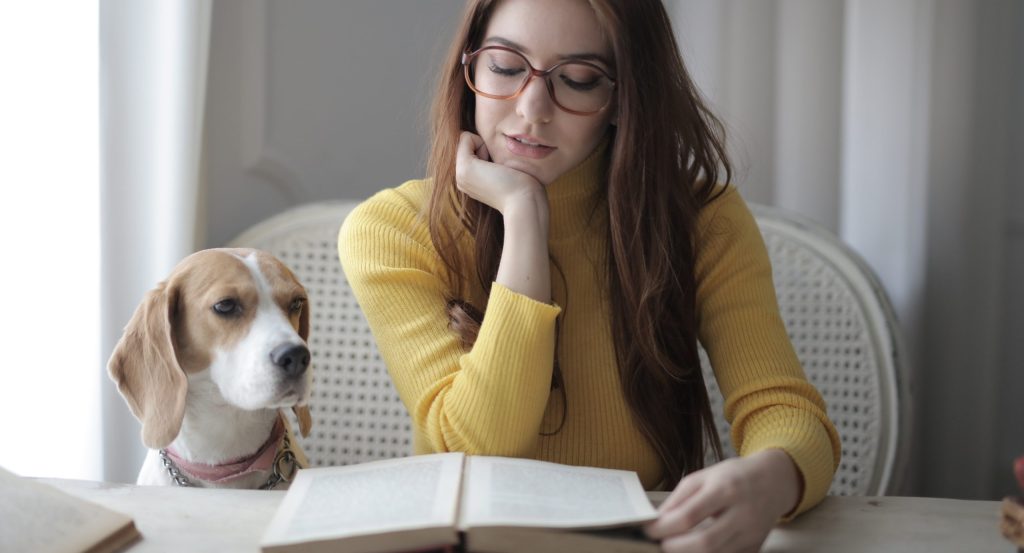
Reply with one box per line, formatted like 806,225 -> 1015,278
570,117 -> 613,149
552,119 -> 611,170
174,312 -> 214,373
177,311 -> 253,374
210,329 -> 267,388
474,99 -> 506,141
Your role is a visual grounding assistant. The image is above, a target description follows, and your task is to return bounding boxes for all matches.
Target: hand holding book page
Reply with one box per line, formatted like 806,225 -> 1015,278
0,466 -> 140,553
261,452 -> 660,553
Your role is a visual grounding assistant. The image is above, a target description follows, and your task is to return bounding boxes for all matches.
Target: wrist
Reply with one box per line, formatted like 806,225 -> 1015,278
502,189 -> 549,234
495,188 -> 551,304
755,448 -> 803,518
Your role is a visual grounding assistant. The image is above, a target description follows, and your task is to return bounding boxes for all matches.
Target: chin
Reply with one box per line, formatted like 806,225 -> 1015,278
498,158 -> 552,185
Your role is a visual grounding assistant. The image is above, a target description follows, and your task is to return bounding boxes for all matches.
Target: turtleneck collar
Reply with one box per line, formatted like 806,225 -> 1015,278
545,135 -> 610,242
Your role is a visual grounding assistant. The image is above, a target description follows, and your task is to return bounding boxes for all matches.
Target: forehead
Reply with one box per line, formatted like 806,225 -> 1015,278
484,0 -> 609,63
254,253 -> 302,290
177,250 -> 301,294
180,251 -> 250,286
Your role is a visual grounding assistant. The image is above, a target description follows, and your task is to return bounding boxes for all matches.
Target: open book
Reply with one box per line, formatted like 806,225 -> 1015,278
261,452 -> 660,553
0,466 -> 140,553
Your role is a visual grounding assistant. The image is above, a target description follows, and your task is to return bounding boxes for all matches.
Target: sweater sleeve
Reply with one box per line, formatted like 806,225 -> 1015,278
337,183 -> 561,458
694,188 -> 841,519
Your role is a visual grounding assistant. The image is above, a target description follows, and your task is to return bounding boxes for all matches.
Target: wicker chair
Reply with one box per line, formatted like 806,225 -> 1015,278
228,200 -> 908,496
701,204 -> 909,496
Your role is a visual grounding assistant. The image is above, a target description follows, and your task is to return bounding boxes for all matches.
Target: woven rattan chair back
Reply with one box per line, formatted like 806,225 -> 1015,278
701,204 -> 907,496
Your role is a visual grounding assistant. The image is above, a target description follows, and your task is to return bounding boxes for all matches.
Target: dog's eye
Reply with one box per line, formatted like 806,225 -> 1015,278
213,299 -> 240,316
289,297 -> 306,314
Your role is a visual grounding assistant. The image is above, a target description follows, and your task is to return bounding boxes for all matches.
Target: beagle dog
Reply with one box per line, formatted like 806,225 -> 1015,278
108,248 -> 314,489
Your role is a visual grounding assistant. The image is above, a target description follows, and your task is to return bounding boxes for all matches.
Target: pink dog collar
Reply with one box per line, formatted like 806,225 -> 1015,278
164,416 -> 286,484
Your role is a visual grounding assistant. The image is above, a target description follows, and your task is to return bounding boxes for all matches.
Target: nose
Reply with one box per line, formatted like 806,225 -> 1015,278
515,76 -> 555,124
270,344 -> 310,378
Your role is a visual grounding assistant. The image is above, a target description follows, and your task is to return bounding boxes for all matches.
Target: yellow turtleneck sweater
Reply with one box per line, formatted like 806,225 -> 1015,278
338,145 -> 840,517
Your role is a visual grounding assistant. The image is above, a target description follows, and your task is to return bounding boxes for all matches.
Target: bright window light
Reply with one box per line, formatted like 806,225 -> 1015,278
0,3 -> 101,480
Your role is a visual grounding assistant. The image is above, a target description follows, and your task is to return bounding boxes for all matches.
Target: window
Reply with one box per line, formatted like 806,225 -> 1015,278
0,2 -> 101,480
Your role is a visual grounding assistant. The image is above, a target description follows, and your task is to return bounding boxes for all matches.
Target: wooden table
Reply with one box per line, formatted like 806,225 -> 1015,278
41,479 -> 1009,552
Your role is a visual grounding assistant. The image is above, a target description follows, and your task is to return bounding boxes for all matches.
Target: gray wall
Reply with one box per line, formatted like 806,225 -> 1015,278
203,0 -> 464,247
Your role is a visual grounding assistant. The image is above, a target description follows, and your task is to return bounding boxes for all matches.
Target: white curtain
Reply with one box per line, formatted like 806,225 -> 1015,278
99,0 -> 212,483
670,0 -> 1023,499
0,2 -> 100,481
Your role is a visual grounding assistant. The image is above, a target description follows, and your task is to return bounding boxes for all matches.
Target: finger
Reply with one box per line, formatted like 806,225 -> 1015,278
645,485 -> 729,539
455,133 -> 485,191
458,131 -> 484,157
658,473 -> 704,514
659,511 -> 740,553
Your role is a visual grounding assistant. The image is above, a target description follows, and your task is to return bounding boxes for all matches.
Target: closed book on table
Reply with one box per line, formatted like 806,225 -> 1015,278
0,466 -> 140,553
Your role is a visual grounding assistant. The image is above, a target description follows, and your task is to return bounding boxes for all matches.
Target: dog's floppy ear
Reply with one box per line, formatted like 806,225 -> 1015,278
286,279 -> 312,437
294,286 -> 312,437
292,405 -> 312,438
107,279 -> 187,450
298,286 -> 311,342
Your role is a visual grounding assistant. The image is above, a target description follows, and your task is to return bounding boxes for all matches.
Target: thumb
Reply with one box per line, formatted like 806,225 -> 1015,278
475,141 -> 491,162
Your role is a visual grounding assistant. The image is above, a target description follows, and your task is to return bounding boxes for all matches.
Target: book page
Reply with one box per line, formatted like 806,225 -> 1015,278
262,452 -> 464,546
0,466 -> 136,553
459,456 -> 657,530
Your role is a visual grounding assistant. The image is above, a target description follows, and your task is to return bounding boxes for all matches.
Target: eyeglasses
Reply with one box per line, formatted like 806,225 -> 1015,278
461,45 -> 616,116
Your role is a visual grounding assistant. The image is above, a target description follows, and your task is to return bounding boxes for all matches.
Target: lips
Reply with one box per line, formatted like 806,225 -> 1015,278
504,133 -> 556,159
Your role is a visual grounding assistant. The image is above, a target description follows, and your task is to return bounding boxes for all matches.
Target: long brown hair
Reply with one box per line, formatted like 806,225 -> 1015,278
426,0 -> 729,488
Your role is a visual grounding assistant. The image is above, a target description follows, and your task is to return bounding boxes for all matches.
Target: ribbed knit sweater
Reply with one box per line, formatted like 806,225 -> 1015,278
338,145 -> 840,517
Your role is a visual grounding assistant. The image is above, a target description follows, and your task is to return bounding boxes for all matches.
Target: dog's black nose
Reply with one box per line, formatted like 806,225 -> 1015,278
271,344 -> 310,378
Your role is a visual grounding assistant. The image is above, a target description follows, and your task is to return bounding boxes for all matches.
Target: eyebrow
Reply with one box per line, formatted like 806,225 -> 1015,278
483,36 -> 613,68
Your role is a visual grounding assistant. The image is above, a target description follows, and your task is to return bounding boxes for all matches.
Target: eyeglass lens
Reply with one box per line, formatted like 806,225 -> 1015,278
468,48 -> 613,114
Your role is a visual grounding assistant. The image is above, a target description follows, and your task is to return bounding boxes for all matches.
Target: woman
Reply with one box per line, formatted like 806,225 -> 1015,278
339,0 -> 840,551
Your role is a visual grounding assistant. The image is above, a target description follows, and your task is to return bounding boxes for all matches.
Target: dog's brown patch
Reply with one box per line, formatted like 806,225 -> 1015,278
170,249 -> 260,373
256,253 -> 309,341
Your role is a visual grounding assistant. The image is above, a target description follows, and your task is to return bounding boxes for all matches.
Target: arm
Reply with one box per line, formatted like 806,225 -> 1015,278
455,131 -> 551,303
338,158 -> 557,458
645,188 -> 840,552
693,188 -> 839,517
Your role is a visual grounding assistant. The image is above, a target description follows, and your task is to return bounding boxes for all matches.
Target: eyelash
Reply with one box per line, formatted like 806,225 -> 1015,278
488,62 -> 522,76
561,75 -> 600,91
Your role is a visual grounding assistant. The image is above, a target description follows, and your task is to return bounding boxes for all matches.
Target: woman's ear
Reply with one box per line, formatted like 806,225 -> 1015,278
107,279 -> 188,450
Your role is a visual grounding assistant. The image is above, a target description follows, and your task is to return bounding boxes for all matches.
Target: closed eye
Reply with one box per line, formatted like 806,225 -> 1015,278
559,75 -> 601,91
487,59 -> 525,77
